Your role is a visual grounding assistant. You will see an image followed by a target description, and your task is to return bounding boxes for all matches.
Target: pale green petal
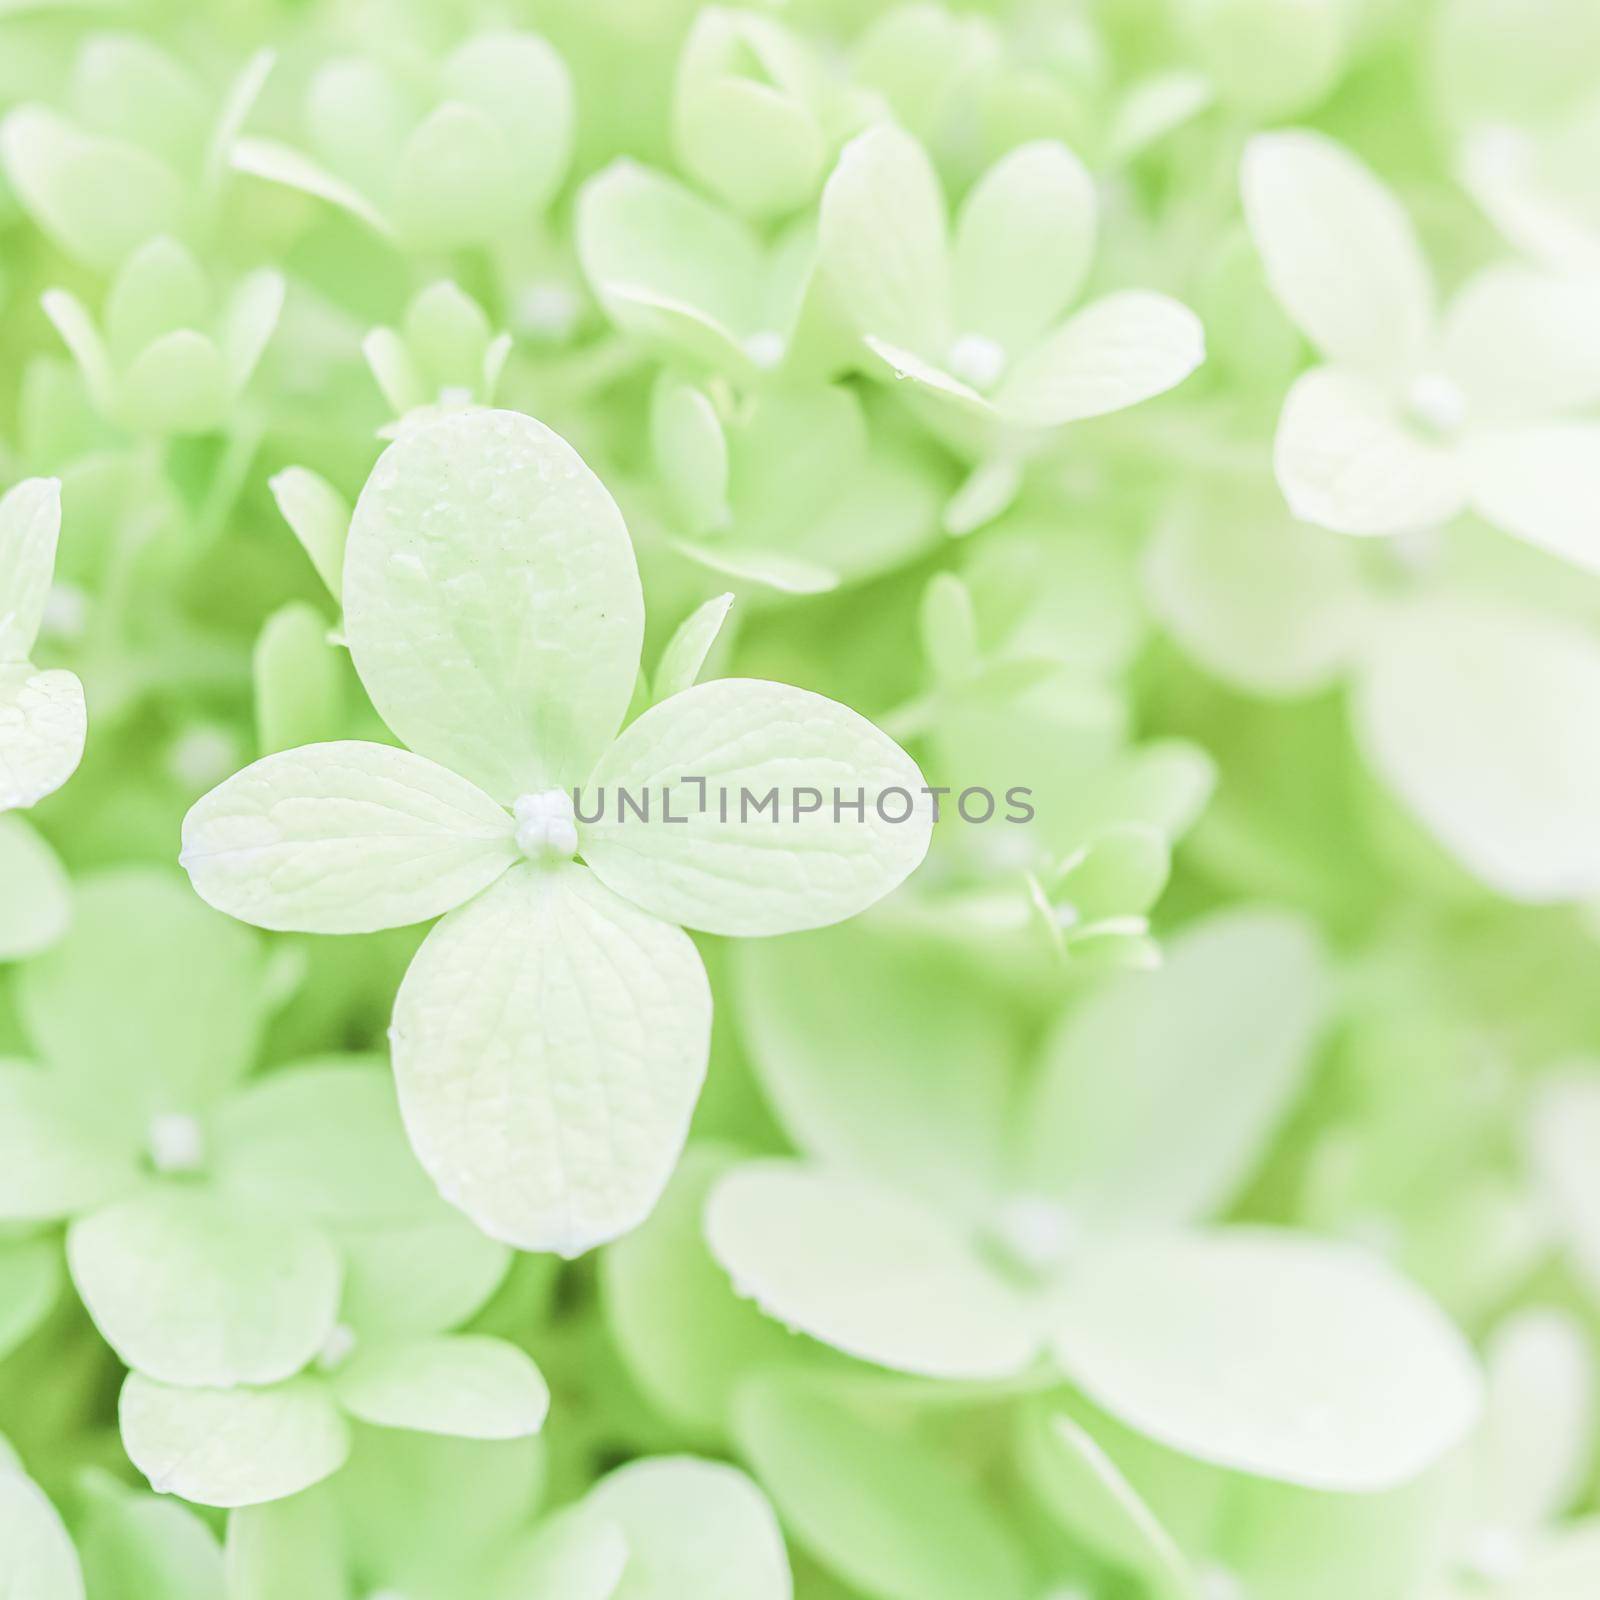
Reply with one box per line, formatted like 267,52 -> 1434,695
0,665 -> 86,812
0,1460 -> 83,1600
585,1456 -> 791,1600
652,593 -> 733,704
231,137 -> 394,237
103,237 -> 212,365
118,328 -> 230,435
18,869 -> 265,1112
1442,265 -> 1600,423
1241,129 -> 1436,382
222,1489 -> 346,1600
491,1505 -> 627,1600
40,290 -> 118,416
863,337 -> 991,421
705,1159 -> 1039,1379
0,815 -> 69,960
820,124 -> 950,357
68,1188 -> 342,1386
1017,1407 -> 1195,1595
268,467 -> 348,603
392,863 -> 711,1256
1511,1522 -> 1600,1600
253,603 -> 343,756
992,291 -> 1204,427
218,268 -> 285,393
1,104 -> 183,270
582,678 -> 933,937
1274,366 -> 1465,535
953,141 -> 1097,355
0,476 -> 61,664
392,102 -> 516,253
76,1474 -> 224,1600
334,1216 -> 511,1339
651,375 -> 730,537
671,540 -> 839,595
1049,1229 -> 1482,1490
0,1062 -> 141,1221
600,1144 -> 803,1440
363,327 -> 427,417
402,281 -> 490,393
1144,488 -> 1368,697
1022,907 -> 1328,1228
673,9 -> 824,219
121,1374 -> 351,1508
731,924 -> 1016,1215
213,1058 -> 448,1226
733,1376 -> 1027,1600
1353,597 -> 1600,900
1463,423 -> 1600,573
1475,1309 -> 1594,1533
576,160 -> 767,355
442,31 -> 574,214
331,1335 -> 548,1439
181,741 -> 517,934
0,1237 -> 61,1361
343,409 -> 644,798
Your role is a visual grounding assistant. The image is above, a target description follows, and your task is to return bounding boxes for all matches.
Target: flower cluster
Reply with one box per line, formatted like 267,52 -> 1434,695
4,1 -> 1600,1596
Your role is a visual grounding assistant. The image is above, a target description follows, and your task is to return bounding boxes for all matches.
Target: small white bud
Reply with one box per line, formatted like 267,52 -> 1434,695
742,330 -> 786,370
514,790 -> 580,862
147,1113 -> 205,1175
947,333 -> 1007,391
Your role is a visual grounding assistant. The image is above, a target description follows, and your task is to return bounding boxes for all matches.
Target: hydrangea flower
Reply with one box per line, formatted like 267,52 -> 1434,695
1,477 -> 84,813
0,1437 -> 80,1600
576,158 -> 823,384
0,872 -> 510,1457
1243,129 -> 1600,565
364,281 -> 512,436
818,125 -> 1206,456
181,408 -> 933,1256
646,372 -> 950,594
0,33 -> 270,271
231,31 -> 572,253
710,909 -> 1483,1492
40,235 -> 283,436
229,1434 -> 791,1599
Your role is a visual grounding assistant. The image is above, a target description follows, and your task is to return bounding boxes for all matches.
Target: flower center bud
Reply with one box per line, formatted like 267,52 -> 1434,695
1406,371 -> 1467,438
316,1322 -> 358,1373
947,333 -> 1007,392
987,1194 -> 1080,1279
147,1112 -> 205,1175
514,790 -> 579,862
742,329 -> 786,370
1464,1527 -> 1528,1585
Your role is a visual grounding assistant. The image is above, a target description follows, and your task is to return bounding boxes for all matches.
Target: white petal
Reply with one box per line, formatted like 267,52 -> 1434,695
705,1159 -> 1039,1380
585,1457 -> 792,1600
1274,367 -> 1465,535
120,1374 -> 350,1508
1022,907 -> 1328,1229
994,291 -> 1204,427
392,863 -> 710,1257
1049,1229 -> 1482,1491
820,124 -> 951,355
0,1461 -> 83,1600
1442,265 -> 1600,422
1458,124 -> 1600,277
952,140 -> 1097,354
331,1335 -> 549,1439
67,1188 -> 342,1388
0,815 -> 69,960
1352,596 -> 1600,900
1529,1072 -> 1600,1303
1463,423 -> 1600,572
0,477 -> 62,664
231,136 -> 393,237
1241,129 -> 1436,381
1476,1308 -> 1595,1533
652,593 -> 734,704
0,665 -> 86,812
181,741 -> 517,934
343,409 -> 644,800
582,678 -> 932,937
